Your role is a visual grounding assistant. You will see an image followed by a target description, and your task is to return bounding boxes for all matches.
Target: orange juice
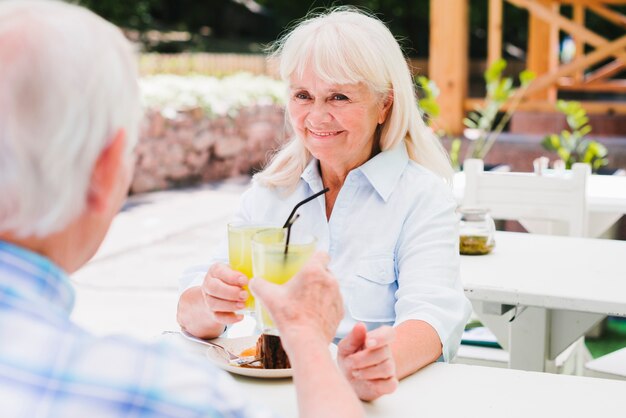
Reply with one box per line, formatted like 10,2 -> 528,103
228,224 -> 273,312
251,228 -> 316,334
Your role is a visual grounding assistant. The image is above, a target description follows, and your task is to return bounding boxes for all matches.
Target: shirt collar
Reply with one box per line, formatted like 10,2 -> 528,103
300,144 -> 409,202
0,240 -> 75,316
358,143 -> 409,202
300,158 -> 325,193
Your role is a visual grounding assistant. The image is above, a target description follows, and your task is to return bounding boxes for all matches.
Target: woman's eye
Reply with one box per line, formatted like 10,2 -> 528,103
294,92 -> 310,101
331,94 -> 349,101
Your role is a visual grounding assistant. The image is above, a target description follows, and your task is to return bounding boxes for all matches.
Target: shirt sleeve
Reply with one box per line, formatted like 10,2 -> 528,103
393,177 -> 472,361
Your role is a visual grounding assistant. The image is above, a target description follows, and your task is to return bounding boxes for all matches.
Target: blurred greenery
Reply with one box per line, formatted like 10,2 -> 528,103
541,100 -> 609,172
72,0 -> 626,57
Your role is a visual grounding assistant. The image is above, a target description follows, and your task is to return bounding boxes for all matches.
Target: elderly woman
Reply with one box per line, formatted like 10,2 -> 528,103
177,7 -> 471,400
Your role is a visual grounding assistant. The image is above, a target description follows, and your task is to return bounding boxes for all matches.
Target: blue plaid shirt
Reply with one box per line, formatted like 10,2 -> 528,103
0,240 -> 277,418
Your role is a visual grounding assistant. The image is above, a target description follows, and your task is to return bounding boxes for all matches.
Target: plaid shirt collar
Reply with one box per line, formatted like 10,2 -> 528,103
0,240 -> 75,317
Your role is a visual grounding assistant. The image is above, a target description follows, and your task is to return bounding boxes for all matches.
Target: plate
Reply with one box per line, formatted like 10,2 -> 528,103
205,335 -> 293,378
205,335 -> 339,379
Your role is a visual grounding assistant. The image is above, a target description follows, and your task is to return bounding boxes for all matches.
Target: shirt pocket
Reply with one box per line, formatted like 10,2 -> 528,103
347,256 -> 397,323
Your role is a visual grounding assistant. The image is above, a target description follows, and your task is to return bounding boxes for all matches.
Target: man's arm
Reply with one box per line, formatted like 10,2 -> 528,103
250,253 -> 364,418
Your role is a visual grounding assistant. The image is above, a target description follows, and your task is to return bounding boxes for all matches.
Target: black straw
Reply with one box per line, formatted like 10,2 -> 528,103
282,187 -> 330,228
283,214 -> 300,255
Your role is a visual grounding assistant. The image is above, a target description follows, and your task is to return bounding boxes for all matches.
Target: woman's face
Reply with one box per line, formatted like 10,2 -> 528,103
287,68 -> 392,173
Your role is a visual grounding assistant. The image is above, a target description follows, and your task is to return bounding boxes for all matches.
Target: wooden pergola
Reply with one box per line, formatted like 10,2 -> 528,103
429,0 -> 626,134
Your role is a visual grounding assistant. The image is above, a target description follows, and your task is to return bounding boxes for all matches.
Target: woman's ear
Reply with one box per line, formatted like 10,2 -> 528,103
378,91 -> 394,124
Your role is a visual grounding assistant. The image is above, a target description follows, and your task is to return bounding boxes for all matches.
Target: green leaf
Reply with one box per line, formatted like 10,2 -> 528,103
519,70 -> 536,87
485,58 -> 507,84
463,117 -> 477,128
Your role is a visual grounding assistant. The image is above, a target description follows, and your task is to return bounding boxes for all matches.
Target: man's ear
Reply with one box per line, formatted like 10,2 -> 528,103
87,129 -> 127,213
378,92 -> 394,124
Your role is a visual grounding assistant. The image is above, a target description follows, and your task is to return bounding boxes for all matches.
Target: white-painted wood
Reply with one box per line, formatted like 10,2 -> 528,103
453,169 -> 626,238
462,158 -> 590,236
585,348 -> 626,380
231,361 -> 625,417
461,231 -> 626,372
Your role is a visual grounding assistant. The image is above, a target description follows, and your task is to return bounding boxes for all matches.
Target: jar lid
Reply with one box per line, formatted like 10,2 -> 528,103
458,207 -> 490,222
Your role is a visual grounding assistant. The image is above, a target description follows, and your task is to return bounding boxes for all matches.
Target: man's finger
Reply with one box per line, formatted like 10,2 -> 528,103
338,322 -> 367,357
249,277 -> 281,309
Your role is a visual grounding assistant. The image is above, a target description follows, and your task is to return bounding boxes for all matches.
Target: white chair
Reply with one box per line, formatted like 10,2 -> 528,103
584,348 -> 626,380
456,159 -> 592,373
462,158 -> 590,237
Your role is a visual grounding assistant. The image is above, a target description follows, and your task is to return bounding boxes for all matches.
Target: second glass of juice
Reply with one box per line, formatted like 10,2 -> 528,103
228,223 -> 274,314
251,228 -> 316,335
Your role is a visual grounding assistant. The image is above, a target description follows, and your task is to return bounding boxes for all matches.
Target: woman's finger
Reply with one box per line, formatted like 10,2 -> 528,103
351,357 -> 396,381
202,276 -> 248,302
208,263 -> 248,287
347,345 -> 393,370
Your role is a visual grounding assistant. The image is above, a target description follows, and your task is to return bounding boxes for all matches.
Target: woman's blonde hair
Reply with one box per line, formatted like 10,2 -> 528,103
254,6 -> 453,188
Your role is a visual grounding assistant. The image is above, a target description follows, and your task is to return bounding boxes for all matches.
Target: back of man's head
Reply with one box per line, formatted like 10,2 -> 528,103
0,0 -> 141,238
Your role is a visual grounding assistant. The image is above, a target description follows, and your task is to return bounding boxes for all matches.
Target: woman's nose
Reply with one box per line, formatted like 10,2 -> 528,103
306,101 -> 332,126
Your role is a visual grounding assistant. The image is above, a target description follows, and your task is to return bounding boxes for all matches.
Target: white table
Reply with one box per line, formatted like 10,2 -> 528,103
166,334 -> 625,417
233,363 -> 624,417
453,171 -> 626,237
461,231 -> 626,371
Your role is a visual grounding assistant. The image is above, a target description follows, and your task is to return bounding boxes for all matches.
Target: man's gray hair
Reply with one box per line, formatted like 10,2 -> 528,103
0,0 -> 141,237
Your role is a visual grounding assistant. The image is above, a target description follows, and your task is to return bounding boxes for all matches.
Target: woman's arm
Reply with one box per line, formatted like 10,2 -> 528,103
392,319 -> 442,379
177,286 -> 227,339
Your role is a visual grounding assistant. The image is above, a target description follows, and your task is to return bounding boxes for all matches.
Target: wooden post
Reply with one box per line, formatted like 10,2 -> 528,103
429,0 -> 468,135
573,4 -> 585,82
526,0 -> 560,102
488,0 -> 504,67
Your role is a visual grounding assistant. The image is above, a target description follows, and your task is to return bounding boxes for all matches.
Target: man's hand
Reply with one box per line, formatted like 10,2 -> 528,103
201,262 -> 249,325
249,252 -> 343,348
338,323 -> 399,401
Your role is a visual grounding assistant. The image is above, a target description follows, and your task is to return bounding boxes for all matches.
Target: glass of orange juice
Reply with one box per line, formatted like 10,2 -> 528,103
227,223 -> 274,314
251,228 -> 316,335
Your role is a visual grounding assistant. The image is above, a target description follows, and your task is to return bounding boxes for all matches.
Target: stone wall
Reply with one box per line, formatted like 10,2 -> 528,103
131,105 -> 290,194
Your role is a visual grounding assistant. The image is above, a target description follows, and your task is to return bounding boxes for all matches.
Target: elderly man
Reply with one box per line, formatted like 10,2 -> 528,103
0,1 -> 363,417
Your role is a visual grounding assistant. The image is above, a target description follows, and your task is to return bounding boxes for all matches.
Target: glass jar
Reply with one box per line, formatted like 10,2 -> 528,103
458,207 -> 495,255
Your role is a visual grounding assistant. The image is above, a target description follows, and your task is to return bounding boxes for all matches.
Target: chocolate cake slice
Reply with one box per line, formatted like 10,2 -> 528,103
256,334 -> 291,369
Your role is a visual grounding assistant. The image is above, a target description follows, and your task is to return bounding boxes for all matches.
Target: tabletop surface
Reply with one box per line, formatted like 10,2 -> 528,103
234,362 -> 625,417
453,171 -> 626,213
460,231 -> 626,315
164,334 -> 625,418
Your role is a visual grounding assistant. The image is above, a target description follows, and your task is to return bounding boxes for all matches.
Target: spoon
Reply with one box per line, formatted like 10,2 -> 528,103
162,330 -> 260,366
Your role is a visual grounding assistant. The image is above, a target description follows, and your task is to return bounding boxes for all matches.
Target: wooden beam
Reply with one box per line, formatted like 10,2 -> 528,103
572,4 -> 586,82
521,34 -> 626,97
584,59 -> 625,83
508,0 -> 626,62
587,3 -> 626,29
429,0 -> 468,135
526,0 -> 559,101
559,0 -> 626,5
558,79 -> 626,93
464,98 -> 626,114
488,0 -> 503,67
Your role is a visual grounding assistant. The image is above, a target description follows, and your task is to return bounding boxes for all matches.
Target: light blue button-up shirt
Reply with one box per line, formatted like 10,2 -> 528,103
182,144 -> 471,361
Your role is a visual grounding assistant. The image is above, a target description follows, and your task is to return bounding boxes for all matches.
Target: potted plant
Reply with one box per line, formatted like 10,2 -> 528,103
463,59 -> 535,161
541,100 -> 609,173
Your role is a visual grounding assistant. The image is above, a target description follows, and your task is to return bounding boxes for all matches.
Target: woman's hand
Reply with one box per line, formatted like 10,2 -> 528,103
201,262 -> 249,325
337,323 -> 399,401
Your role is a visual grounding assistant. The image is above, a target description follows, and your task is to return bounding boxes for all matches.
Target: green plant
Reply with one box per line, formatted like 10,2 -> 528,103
415,76 -> 461,171
541,100 -> 608,172
463,59 -> 535,160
